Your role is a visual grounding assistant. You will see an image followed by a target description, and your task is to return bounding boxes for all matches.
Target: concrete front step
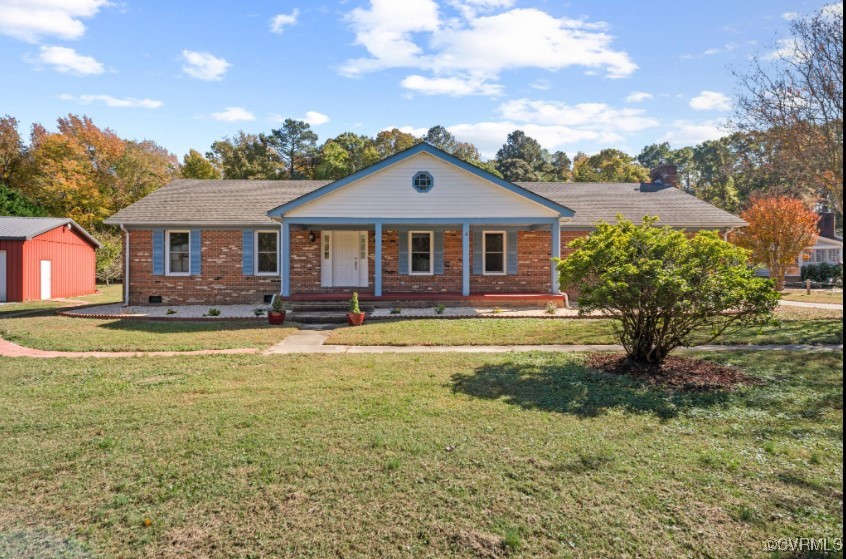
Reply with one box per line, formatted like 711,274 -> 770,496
287,303 -> 374,313
288,311 -> 350,324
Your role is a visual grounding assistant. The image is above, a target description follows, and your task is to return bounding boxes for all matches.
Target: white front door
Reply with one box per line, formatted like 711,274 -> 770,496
0,250 -> 6,302
40,260 -> 52,300
325,231 -> 368,287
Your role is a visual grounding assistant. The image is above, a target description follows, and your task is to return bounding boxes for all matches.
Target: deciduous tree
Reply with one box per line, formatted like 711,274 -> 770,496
207,132 -> 283,179
182,149 -> 221,179
732,196 -> 820,290
734,5 -> 843,214
572,149 -> 649,183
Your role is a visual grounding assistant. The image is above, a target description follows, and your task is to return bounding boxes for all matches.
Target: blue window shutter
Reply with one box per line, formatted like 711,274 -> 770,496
398,231 -> 409,275
433,231 -> 444,274
472,231 -> 483,275
152,229 -> 164,276
190,230 -> 202,275
242,230 -> 254,275
507,231 -> 518,275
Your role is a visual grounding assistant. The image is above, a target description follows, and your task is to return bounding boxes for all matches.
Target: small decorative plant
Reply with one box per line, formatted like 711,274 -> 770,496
253,308 -> 265,317
390,307 -> 402,315
347,292 -> 366,326
207,308 -> 221,317
166,308 -> 177,315
545,302 -> 558,315
434,304 -> 446,315
491,307 -> 503,314
268,295 -> 286,325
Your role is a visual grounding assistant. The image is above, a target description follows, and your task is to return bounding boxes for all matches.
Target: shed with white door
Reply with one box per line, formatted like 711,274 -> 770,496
0,217 -> 100,302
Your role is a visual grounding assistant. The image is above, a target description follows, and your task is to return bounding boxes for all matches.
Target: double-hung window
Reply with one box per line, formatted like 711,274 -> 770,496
410,232 -> 433,274
255,231 -> 279,275
483,232 -> 506,274
166,231 -> 190,275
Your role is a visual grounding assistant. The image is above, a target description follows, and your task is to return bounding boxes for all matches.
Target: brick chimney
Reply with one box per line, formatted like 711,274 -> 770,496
818,211 -> 836,239
649,164 -> 678,188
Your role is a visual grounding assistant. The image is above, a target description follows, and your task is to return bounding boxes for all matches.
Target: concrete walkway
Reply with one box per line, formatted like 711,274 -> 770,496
264,328 -> 843,355
780,300 -> 843,310
0,337 -> 258,358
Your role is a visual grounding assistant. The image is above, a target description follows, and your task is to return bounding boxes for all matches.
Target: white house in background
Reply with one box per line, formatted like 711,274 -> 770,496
797,212 -> 843,275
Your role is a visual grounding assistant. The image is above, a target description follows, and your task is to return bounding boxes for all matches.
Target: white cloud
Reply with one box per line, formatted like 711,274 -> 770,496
270,9 -> 299,33
660,120 -> 727,146
625,91 -> 653,103
681,43 -> 737,59
59,93 -> 163,109
210,107 -> 255,122
303,111 -> 329,125
782,11 -> 799,20
764,38 -> 801,61
689,90 -> 731,111
529,79 -> 551,90
28,45 -> 104,75
340,1 -> 636,96
0,0 -> 109,42
181,50 -> 231,81
400,74 -> 502,96
389,97 -> 660,158
498,98 -> 659,132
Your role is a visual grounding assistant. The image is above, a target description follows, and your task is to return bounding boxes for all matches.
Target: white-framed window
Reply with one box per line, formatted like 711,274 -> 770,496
255,230 -> 279,275
409,231 -> 433,275
483,231 -> 506,275
166,230 -> 190,276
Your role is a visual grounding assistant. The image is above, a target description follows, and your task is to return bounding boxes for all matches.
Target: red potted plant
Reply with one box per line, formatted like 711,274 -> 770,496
346,291 -> 366,326
268,294 -> 286,325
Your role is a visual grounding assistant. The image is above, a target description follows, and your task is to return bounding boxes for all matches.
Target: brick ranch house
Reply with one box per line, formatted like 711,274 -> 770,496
105,143 -> 746,306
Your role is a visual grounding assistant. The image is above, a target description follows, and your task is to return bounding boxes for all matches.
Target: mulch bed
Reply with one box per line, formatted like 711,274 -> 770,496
586,353 -> 758,391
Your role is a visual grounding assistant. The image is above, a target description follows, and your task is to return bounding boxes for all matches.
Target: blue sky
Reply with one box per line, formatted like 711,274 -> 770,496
0,0 -> 834,159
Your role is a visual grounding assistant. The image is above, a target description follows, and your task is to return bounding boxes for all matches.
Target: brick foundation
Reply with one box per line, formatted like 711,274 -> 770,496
125,227 -> 592,305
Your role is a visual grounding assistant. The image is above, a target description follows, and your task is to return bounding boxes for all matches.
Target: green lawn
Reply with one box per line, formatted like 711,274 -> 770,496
0,283 -> 122,316
780,289 -> 843,305
0,351 -> 841,558
327,306 -> 843,347
0,315 -> 295,351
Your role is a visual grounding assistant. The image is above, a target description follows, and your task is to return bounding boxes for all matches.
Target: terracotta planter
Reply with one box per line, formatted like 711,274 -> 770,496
346,312 -> 366,326
268,311 -> 286,325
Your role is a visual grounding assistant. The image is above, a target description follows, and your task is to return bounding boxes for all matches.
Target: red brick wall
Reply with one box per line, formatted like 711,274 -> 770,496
126,229 -> 280,305
559,230 -> 590,300
125,227 -> 594,304
470,230 -> 552,293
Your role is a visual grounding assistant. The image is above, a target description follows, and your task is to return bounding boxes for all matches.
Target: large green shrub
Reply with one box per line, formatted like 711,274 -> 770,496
800,262 -> 843,284
557,217 -> 779,364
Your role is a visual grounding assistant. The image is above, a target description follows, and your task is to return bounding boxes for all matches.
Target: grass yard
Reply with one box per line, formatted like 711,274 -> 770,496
326,306 -> 844,347
0,283 -> 122,316
0,315 -> 295,351
0,351 -> 841,558
780,289 -> 843,305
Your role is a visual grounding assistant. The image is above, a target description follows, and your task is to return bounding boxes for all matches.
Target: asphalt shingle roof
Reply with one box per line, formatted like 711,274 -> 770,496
518,182 -> 747,229
0,216 -> 101,246
105,178 -> 746,230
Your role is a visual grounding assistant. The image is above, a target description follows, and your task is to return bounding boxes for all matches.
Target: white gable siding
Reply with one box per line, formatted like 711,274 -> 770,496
285,152 -> 559,218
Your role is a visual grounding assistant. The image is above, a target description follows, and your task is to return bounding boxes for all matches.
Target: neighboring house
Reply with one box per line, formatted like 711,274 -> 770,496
0,217 -> 101,302
798,212 -> 843,275
105,143 -> 745,306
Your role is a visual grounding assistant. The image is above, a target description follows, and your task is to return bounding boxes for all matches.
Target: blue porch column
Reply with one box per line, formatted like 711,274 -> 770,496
281,220 -> 291,297
551,220 -> 561,294
462,222 -> 470,296
374,222 -> 383,297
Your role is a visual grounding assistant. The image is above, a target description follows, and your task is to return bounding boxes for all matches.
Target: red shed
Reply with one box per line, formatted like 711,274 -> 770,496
0,217 -> 101,302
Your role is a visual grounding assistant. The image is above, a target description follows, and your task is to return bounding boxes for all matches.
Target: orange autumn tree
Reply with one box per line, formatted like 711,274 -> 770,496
732,196 -> 819,290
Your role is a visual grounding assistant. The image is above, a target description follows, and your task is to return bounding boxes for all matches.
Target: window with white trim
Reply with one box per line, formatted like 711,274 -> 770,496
166,231 -> 190,275
255,231 -> 279,274
483,231 -> 506,274
410,232 -> 433,274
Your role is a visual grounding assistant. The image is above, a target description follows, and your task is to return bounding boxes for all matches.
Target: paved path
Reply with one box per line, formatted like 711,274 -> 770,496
780,300 -> 843,310
0,337 -> 258,358
264,328 -> 843,355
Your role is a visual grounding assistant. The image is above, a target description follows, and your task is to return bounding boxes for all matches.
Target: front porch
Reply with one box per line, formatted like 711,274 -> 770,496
279,218 -> 563,299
